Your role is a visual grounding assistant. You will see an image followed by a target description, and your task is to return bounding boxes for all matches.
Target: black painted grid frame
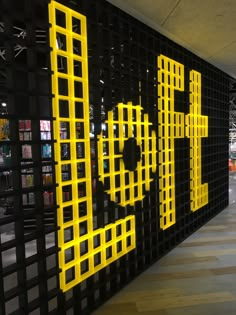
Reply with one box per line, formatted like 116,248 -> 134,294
0,0 -> 229,314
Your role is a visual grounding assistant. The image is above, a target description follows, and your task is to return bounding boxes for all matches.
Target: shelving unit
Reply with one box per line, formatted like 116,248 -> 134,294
15,119 -> 56,230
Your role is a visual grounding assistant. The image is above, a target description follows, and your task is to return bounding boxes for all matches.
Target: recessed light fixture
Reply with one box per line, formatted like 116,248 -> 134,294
1,102 -> 7,107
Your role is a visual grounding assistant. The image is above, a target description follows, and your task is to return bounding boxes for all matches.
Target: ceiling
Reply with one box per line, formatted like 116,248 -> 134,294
107,0 -> 236,79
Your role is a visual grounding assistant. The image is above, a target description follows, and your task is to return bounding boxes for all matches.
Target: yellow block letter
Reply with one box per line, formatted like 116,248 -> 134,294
157,55 -> 185,230
186,70 -> 208,211
49,0 -> 135,292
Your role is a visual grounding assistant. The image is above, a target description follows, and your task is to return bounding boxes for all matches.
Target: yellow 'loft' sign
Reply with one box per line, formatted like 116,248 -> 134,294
158,56 -> 208,229
48,0 -> 208,292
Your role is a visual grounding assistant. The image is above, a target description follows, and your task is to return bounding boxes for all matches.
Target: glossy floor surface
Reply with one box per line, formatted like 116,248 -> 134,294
93,173 -> 236,315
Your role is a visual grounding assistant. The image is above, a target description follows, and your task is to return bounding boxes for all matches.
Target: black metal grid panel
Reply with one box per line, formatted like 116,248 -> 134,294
0,0 -> 229,314
0,0 -> 61,314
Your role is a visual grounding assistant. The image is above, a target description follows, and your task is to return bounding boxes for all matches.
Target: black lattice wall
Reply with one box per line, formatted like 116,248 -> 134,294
0,0 -> 229,314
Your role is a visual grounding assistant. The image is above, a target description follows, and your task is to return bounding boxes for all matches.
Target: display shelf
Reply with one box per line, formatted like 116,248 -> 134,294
18,120 -> 32,141
41,143 -> 52,159
40,120 -> 51,140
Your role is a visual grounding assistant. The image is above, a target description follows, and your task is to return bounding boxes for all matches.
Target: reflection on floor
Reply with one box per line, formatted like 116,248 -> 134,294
1,173 -> 235,314
93,173 -> 236,315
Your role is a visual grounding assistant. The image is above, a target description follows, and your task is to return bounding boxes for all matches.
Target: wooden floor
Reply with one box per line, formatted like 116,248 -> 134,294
93,177 -> 236,315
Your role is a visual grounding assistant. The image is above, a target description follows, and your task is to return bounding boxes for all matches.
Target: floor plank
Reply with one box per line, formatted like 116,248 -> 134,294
180,239 -> 236,247
136,292 -> 236,312
159,256 -> 218,266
